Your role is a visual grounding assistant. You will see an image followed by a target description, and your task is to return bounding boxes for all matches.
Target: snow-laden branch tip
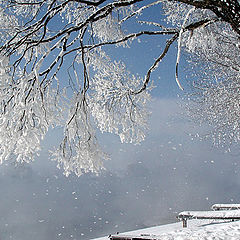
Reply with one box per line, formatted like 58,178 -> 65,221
176,7 -> 195,91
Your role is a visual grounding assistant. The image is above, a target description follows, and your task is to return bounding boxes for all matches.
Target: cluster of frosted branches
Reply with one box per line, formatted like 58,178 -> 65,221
0,53 -> 64,164
163,1 -> 240,150
0,0 -> 239,175
86,49 -> 151,143
0,0 -> 153,176
186,73 -> 240,149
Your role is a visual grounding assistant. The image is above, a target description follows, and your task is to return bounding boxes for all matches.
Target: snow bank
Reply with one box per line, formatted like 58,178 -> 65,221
93,219 -> 240,240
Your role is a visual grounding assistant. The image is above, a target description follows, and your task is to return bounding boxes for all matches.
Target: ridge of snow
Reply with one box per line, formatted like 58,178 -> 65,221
93,219 -> 240,240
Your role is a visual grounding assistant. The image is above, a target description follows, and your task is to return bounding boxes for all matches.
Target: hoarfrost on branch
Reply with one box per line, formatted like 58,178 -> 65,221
0,0 -> 239,176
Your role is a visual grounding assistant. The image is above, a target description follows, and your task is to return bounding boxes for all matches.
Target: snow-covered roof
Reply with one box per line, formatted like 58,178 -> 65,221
211,203 -> 240,210
178,210 -> 240,220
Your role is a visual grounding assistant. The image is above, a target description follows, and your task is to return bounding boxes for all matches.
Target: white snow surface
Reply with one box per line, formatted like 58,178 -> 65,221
93,219 -> 240,240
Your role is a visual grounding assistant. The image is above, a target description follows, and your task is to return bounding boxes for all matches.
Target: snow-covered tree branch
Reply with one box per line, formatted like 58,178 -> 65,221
0,0 -> 239,176
181,1 -> 240,150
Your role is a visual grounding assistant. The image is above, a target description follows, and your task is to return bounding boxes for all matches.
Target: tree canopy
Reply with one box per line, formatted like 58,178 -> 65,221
0,0 -> 239,176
